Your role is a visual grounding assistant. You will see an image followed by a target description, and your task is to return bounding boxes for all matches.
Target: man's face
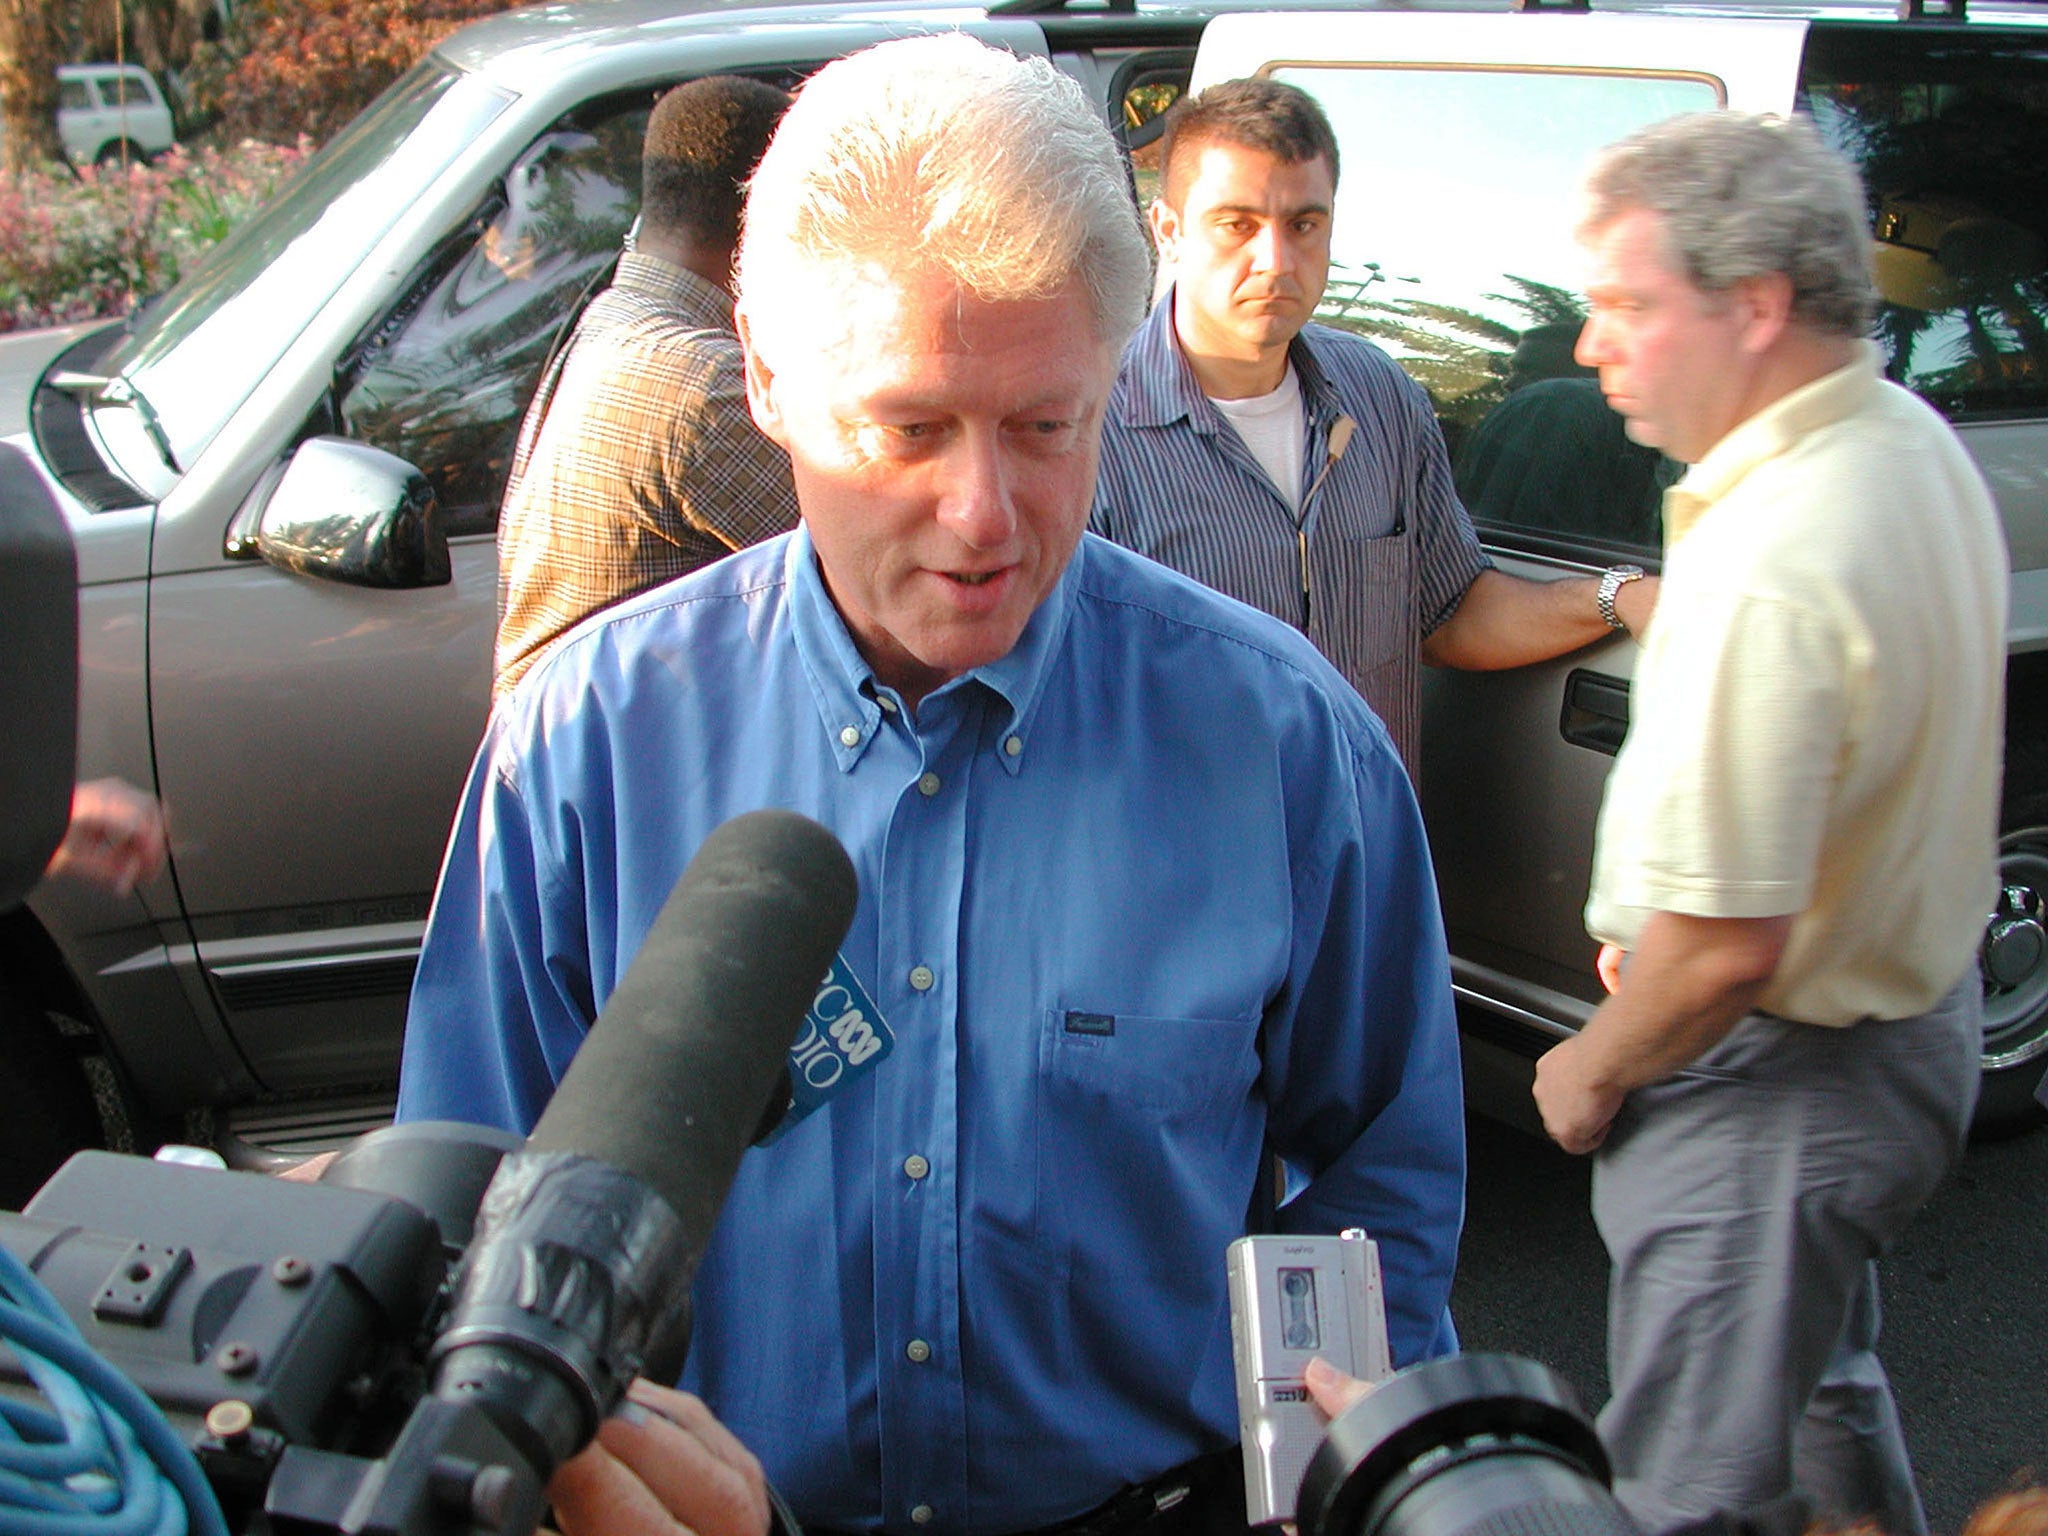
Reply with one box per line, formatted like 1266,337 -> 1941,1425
1153,140 -> 1334,366
1575,207 -> 1757,464
742,269 -> 1117,708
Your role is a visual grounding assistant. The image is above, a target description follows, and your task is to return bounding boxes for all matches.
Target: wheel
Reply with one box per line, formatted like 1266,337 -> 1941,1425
1974,792 -> 2048,1140
94,139 -> 151,169
0,976 -> 106,1209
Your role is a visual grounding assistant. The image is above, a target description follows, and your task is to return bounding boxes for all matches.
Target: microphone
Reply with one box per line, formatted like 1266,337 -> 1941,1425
1300,415 -> 1356,529
425,809 -> 859,1486
1327,415 -> 1356,465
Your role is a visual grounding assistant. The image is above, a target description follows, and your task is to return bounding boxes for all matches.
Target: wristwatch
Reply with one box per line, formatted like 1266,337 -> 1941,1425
1597,564 -> 1647,634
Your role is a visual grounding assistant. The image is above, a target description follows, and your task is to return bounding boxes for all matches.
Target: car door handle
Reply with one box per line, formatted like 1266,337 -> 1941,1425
1560,668 -> 1630,755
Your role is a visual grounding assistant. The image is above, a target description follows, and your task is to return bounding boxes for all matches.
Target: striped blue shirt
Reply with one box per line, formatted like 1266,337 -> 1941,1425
400,527 -> 1463,1534
1093,295 -> 1490,773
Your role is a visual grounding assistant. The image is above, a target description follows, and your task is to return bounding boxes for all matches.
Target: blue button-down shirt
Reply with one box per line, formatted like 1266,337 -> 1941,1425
1093,296 -> 1491,776
399,527 -> 1463,1535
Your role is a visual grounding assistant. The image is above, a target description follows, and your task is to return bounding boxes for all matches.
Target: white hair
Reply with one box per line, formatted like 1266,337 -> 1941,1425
736,33 -> 1151,364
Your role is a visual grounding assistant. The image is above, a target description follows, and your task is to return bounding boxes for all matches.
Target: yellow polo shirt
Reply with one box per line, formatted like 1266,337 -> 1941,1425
1585,346 -> 2005,1025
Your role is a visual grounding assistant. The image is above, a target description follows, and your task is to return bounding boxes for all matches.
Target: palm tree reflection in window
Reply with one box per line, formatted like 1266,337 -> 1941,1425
1806,59 -> 2048,418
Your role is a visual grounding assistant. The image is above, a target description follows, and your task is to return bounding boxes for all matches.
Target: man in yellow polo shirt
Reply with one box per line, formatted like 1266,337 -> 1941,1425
1532,113 -> 2004,1536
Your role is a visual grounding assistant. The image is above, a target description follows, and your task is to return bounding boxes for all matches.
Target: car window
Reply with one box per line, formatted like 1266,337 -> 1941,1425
1272,63 -> 1714,558
1801,27 -> 2048,421
333,110 -> 644,537
109,61 -> 510,483
58,79 -> 91,111
331,66 -> 820,540
106,73 -> 155,107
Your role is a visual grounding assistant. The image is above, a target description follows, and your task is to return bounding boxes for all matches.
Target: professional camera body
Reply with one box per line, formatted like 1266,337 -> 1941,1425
0,1123 -> 566,1536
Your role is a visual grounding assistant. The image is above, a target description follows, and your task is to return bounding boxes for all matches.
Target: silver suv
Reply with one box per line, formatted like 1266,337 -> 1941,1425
3,0 -> 2044,1184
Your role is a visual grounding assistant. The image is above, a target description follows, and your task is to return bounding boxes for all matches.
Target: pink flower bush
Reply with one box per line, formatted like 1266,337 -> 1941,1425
0,138 -> 309,333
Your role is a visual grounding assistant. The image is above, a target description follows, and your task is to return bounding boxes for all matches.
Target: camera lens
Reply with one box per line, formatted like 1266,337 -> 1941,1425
1297,1354 -> 1636,1536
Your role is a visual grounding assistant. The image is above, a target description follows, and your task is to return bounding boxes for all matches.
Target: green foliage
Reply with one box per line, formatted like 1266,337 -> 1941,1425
0,138 -> 307,330
1318,267 -> 1589,435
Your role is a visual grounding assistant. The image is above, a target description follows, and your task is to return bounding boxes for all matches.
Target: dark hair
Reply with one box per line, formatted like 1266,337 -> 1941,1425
641,75 -> 792,247
1159,76 -> 1340,207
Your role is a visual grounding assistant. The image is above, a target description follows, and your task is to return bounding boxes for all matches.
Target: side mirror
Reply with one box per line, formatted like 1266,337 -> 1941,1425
1120,75 -> 1182,149
242,438 -> 452,589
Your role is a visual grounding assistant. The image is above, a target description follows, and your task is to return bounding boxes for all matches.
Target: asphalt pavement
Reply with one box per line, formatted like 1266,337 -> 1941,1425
1452,1102 -> 2048,1534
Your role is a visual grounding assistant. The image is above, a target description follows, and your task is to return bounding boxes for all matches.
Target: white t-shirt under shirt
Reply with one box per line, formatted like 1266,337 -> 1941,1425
1211,365 -> 1306,513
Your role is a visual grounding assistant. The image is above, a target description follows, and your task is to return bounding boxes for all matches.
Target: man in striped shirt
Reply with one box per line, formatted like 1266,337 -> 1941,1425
1093,78 -> 1654,775
494,76 -> 800,696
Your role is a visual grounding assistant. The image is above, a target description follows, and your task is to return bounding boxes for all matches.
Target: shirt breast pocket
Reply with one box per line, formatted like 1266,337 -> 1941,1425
1041,1008 -> 1257,1119
1032,1008 -> 1266,1257
1312,522 -> 1415,676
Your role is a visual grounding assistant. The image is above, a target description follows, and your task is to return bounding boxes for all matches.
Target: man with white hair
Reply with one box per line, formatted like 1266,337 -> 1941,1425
1533,112 -> 2004,1536
400,34 -> 1463,1536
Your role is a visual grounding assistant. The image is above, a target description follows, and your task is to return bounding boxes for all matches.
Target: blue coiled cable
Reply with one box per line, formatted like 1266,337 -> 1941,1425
0,1244 -> 228,1536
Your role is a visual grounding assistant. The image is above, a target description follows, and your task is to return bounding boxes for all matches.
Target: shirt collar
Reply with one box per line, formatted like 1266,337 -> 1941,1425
1665,341 -> 1884,547
612,251 -> 736,334
785,524 -> 1080,776
1117,288 -> 1339,431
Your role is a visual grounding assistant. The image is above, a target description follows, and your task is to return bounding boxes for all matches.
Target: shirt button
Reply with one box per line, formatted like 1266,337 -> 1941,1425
839,725 -> 861,748
1004,735 -> 1023,757
909,965 -> 935,992
918,772 -> 941,797
911,1507 -> 935,1526
877,696 -> 898,714
905,1338 -> 932,1363
904,1154 -> 930,1180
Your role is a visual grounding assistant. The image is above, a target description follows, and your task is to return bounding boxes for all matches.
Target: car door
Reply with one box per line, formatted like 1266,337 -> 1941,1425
55,73 -> 96,162
141,91 -> 651,1108
76,70 -> 157,162
1187,12 -> 1809,1052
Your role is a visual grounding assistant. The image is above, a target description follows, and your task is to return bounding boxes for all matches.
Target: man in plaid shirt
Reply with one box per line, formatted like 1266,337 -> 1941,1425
494,75 -> 800,696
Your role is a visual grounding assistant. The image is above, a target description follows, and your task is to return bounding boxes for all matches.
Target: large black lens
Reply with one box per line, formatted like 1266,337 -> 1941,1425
1298,1354 -> 1637,1536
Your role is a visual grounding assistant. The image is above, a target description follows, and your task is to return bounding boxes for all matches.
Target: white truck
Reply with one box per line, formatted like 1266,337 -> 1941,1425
56,63 -> 177,166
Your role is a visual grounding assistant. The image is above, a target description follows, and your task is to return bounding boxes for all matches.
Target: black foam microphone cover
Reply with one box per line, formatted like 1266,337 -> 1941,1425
428,809 -> 857,1474
527,806 -> 859,1242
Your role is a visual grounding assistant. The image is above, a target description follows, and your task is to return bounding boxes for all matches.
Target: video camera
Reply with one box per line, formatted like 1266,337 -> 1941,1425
0,800 -> 856,1536
4,1122 -> 541,1536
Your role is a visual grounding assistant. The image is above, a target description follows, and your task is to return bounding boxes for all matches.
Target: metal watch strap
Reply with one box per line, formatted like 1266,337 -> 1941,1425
1597,564 -> 1645,633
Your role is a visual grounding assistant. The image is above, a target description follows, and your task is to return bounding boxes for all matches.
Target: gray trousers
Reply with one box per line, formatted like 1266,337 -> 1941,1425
1591,978 -> 1980,1536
